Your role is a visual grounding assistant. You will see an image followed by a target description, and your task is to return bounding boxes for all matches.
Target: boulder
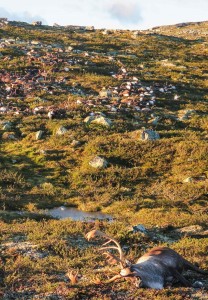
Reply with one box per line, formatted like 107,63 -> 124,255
140,129 -> 160,141
56,126 -> 68,135
91,116 -> 112,127
89,156 -> 108,169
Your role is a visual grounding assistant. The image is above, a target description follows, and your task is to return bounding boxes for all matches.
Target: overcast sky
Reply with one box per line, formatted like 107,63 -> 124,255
0,0 -> 207,29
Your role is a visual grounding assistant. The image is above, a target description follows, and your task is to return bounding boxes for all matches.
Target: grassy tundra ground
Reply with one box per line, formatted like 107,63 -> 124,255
0,21 -> 208,299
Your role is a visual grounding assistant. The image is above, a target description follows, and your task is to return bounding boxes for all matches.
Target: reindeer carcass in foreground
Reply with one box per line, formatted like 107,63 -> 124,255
86,230 -> 207,289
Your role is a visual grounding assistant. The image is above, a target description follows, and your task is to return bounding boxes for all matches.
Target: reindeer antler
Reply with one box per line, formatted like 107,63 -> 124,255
85,230 -> 126,268
66,270 -> 79,285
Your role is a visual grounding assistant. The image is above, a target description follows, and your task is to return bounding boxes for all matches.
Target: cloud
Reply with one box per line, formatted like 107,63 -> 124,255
0,7 -> 47,24
107,0 -> 143,25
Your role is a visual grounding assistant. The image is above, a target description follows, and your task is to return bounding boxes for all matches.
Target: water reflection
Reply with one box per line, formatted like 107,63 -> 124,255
46,207 -> 113,221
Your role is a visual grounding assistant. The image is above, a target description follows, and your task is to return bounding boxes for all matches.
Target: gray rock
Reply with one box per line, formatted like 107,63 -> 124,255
132,224 -> 147,233
56,126 -> 68,135
2,122 -> 12,130
140,129 -> 160,140
89,156 -> 108,168
193,281 -> 204,288
35,130 -> 44,140
84,115 -> 112,127
176,225 -> 203,235
2,132 -> 16,140
148,116 -> 160,126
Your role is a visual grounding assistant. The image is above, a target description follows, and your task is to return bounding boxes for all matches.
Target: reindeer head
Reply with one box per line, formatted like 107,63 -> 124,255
86,229 -> 142,285
86,230 -> 127,268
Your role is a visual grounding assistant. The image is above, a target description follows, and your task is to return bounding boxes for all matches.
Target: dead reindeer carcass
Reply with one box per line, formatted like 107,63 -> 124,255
86,230 -> 208,289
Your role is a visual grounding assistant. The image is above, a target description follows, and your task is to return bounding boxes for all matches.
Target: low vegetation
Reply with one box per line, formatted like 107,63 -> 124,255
0,20 -> 207,299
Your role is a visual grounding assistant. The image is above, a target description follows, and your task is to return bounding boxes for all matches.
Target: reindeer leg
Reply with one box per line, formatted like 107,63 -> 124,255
183,259 -> 208,275
169,268 -> 192,287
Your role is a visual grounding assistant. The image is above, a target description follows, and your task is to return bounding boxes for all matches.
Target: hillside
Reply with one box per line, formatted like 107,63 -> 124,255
0,19 -> 208,299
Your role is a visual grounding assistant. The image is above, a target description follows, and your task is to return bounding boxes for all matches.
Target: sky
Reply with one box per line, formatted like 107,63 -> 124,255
0,0 -> 207,30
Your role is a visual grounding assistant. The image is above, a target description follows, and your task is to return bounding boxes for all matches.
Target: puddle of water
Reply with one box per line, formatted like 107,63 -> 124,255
45,206 -> 113,221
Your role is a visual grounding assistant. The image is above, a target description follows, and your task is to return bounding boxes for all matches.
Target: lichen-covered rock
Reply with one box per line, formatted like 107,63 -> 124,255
89,156 -> 108,168
84,115 -> 112,127
91,116 -> 112,127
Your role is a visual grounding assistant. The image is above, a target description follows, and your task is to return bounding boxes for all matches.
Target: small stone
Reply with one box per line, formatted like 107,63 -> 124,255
56,126 -> 68,135
140,129 -> 160,141
183,176 -> 206,183
132,224 -> 147,233
71,140 -> 81,147
178,109 -> 195,121
35,130 -> 44,140
2,123 -> 12,130
183,177 -> 193,183
2,132 -> 16,140
148,116 -> 160,126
